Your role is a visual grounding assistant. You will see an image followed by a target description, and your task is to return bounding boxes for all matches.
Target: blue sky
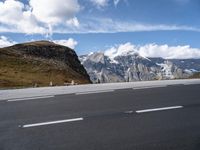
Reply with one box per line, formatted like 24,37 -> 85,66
0,0 -> 200,57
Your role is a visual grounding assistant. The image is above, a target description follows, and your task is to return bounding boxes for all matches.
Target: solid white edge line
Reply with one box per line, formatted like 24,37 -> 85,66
7,95 -> 55,102
184,82 -> 200,85
133,85 -> 167,90
21,118 -> 83,128
136,106 -> 183,114
75,90 -> 114,95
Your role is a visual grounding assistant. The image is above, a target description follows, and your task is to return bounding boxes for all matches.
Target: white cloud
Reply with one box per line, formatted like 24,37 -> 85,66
90,0 -> 122,8
0,0 -> 80,35
54,17 -> 200,33
0,0 -> 47,34
138,44 -> 200,59
89,18 -> 200,33
29,0 -> 80,25
0,36 -> 16,48
66,17 -> 80,27
0,1 -> 199,35
105,42 -> 200,59
53,38 -> 78,49
90,0 -> 109,8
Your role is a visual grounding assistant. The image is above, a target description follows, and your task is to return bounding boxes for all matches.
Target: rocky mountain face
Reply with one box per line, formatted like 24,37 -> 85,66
0,41 -> 91,88
169,59 -> 200,71
80,51 -> 197,83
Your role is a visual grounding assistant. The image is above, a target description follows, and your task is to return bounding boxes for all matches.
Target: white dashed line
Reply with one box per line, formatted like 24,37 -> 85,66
21,118 -> 83,128
20,105 -> 184,128
136,106 -> 183,114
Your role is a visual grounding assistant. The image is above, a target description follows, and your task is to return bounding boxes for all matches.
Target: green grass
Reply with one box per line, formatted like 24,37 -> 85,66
0,52 -> 90,88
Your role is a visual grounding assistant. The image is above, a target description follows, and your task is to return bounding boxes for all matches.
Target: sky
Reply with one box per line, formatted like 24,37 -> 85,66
0,0 -> 200,58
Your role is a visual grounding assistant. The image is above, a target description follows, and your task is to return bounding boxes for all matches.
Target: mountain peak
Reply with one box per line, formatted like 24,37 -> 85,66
87,52 -> 106,64
104,43 -> 136,60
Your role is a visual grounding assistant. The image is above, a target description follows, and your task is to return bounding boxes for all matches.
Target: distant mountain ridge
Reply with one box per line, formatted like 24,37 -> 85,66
80,51 -> 199,83
0,41 -> 91,88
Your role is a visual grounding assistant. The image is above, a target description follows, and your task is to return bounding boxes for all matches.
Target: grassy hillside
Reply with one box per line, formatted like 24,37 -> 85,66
0,41 -> 91,88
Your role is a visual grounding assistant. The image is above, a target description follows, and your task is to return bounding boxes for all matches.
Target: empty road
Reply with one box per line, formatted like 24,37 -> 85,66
1,83 -> 200,150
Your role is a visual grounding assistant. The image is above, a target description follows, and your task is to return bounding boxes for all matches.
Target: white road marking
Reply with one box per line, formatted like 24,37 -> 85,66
133,85 -> 167,90
21,118 -> 83,128
136,106 -> 183,114
75,90 -> 114,95
7,95 -> 55,102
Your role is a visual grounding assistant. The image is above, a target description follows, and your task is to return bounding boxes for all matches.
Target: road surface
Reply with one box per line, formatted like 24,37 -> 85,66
0,82 -> 200,149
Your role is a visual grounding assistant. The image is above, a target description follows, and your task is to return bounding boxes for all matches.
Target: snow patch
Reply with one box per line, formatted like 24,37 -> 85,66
156,61 -> 174,79
105,43 -> 136,61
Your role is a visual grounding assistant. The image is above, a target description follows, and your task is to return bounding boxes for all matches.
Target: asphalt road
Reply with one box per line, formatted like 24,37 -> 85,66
1,84 -> 200,150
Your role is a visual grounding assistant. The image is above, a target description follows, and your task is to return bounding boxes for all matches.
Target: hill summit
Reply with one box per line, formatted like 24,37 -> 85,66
0,41 -> 91,88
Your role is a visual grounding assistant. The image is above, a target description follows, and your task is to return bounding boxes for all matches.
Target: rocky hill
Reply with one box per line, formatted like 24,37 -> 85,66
0,41 -> 91,88
80,51 -> 197,83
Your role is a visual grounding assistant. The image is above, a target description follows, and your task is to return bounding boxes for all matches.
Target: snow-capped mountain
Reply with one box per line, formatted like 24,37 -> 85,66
79,49 -> 195,83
